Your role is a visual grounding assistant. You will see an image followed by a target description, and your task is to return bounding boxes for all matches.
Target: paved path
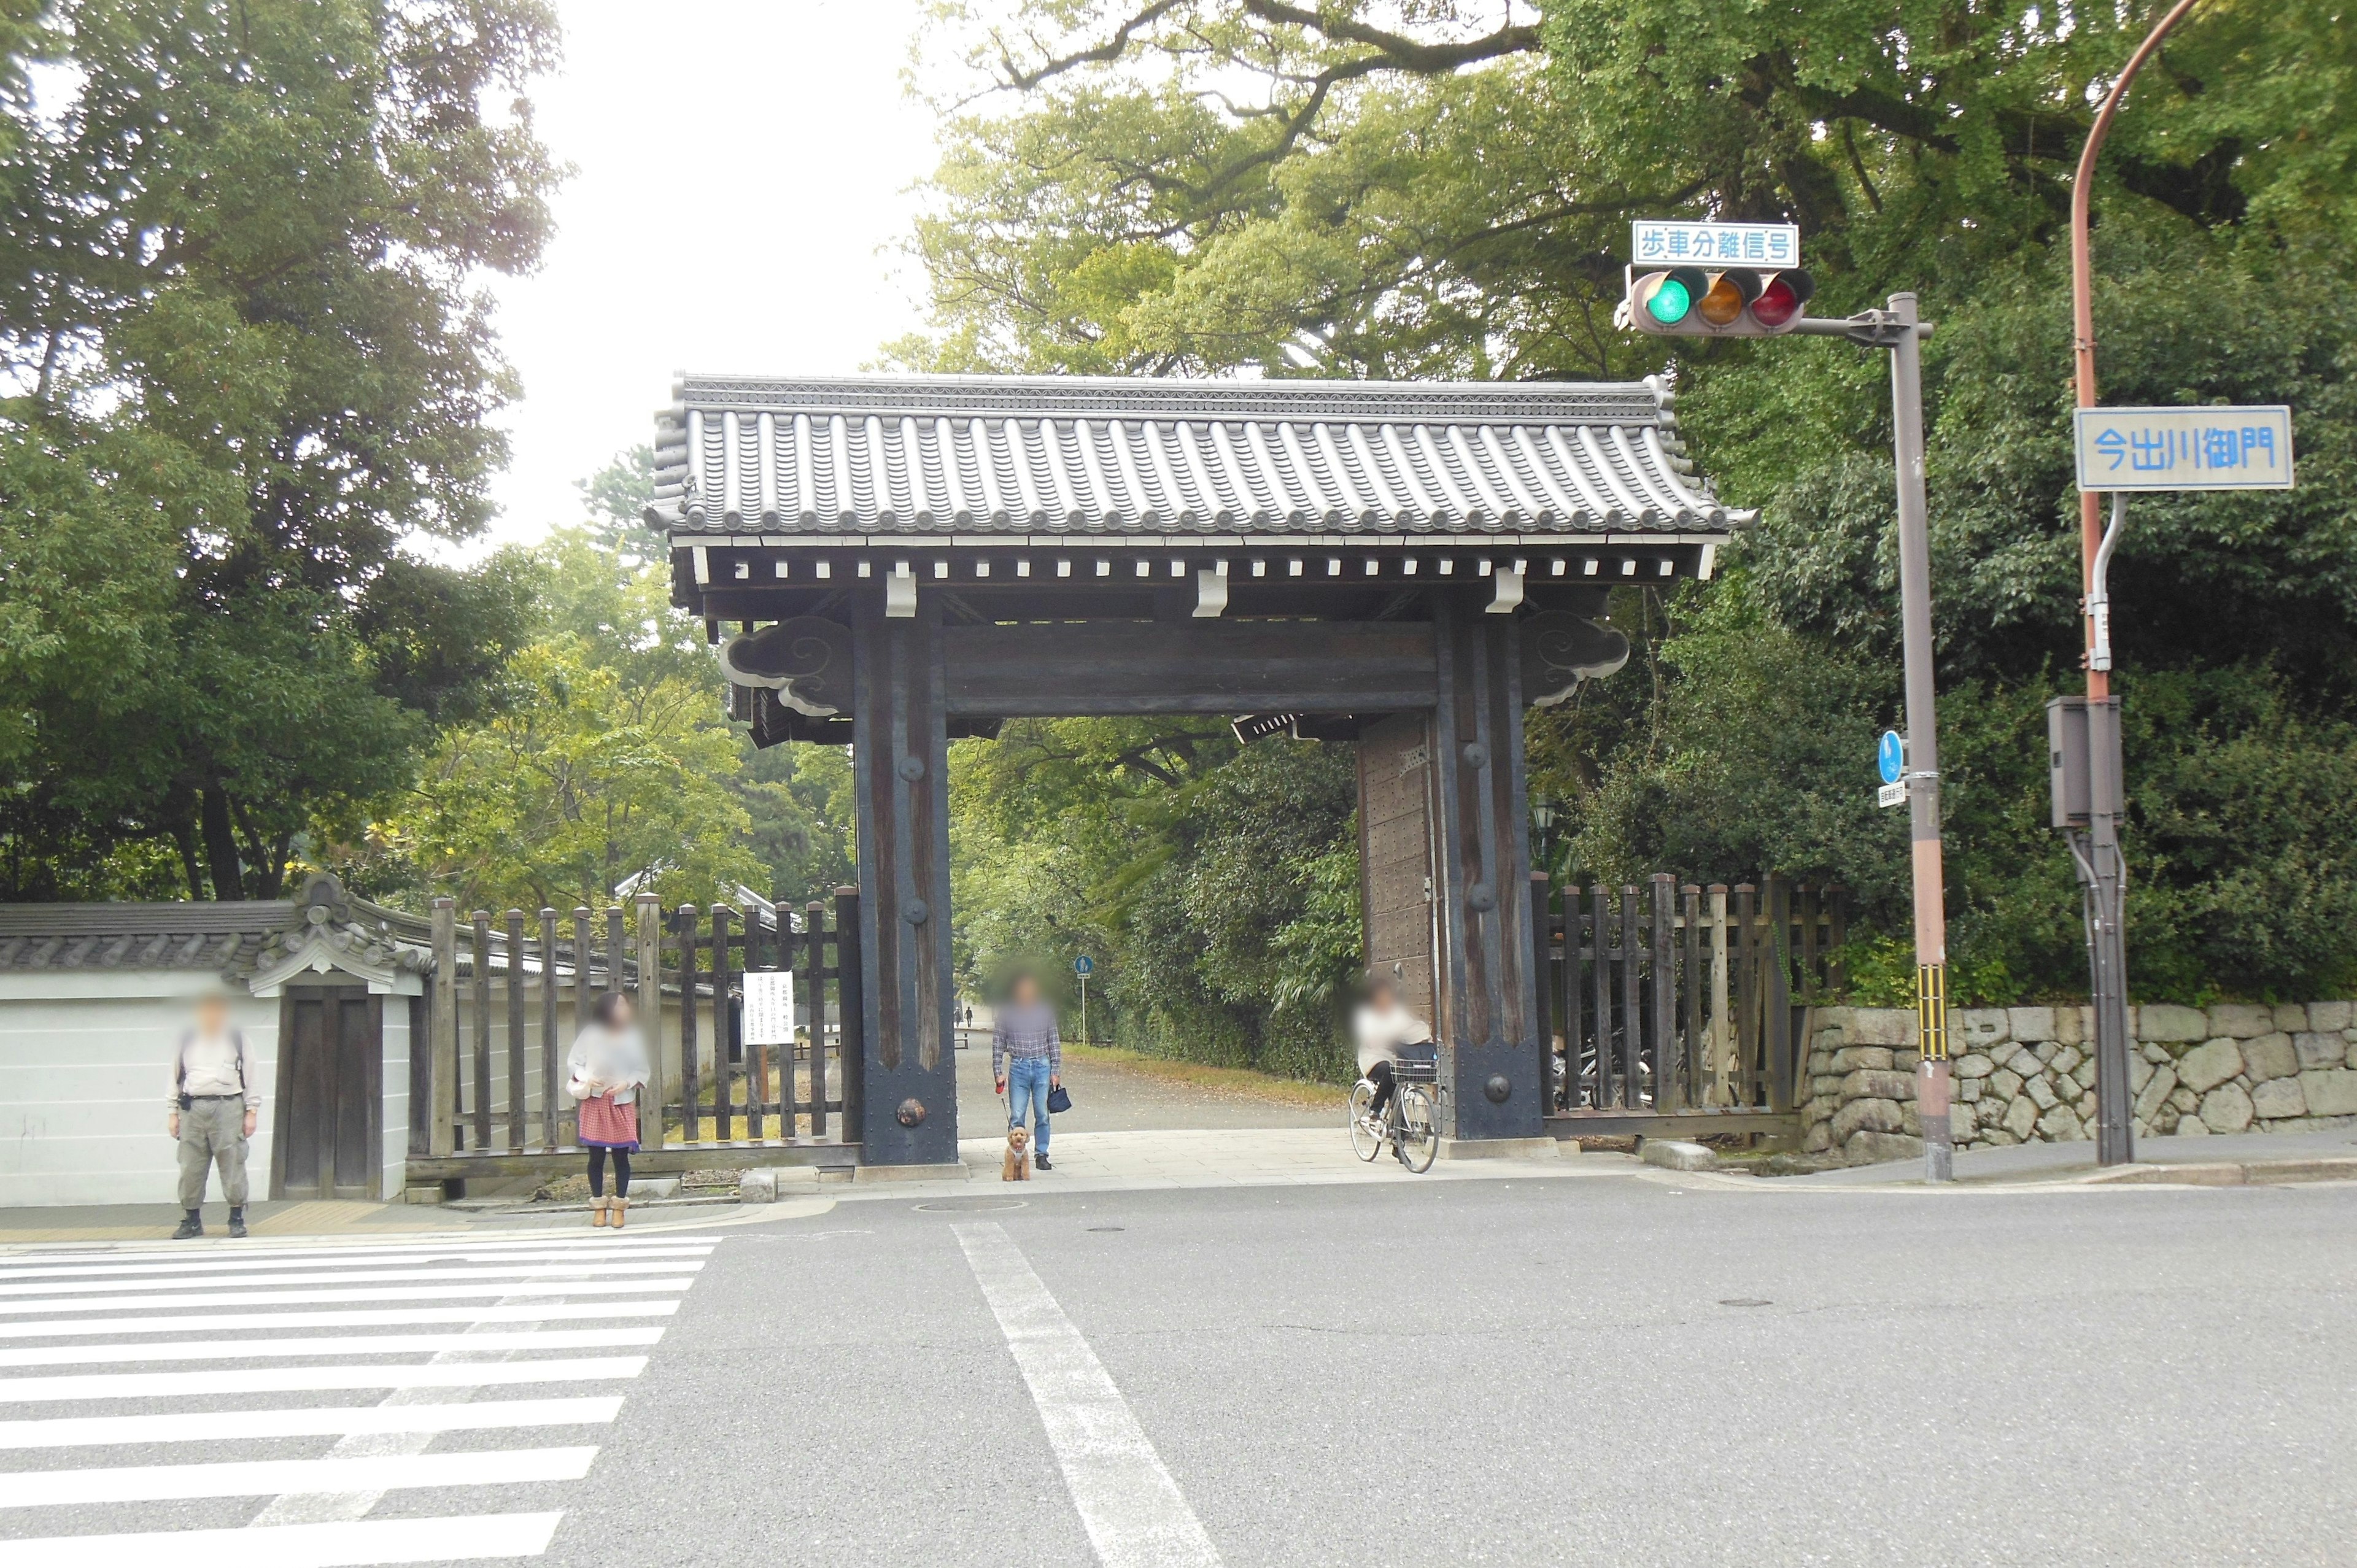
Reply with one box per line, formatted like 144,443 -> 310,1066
953,1029 -> 1331,1134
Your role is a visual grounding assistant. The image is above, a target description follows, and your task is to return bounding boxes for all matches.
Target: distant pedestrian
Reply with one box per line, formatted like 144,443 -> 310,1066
567,992 -> 651,1228
169,990 -> 258,1239
993,972 -> 1061,1172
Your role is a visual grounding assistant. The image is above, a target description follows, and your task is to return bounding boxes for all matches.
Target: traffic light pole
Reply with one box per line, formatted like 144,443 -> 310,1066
2063,0 -> 2200,1166
1794,295 -> 1953,1182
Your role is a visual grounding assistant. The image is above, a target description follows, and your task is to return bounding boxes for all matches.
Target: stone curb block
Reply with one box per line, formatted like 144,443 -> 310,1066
1639,1139 -> 1717,1172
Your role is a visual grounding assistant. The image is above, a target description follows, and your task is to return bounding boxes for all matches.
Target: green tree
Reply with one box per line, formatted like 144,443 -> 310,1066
0,0 -> 559,898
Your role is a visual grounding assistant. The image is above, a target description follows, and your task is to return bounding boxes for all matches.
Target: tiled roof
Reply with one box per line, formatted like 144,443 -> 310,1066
649,373 -> 1747,538
0,882 -> 433,982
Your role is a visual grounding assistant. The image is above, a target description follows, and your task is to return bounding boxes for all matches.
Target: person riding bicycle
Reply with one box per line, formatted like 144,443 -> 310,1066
1352,970 -> 1432,1134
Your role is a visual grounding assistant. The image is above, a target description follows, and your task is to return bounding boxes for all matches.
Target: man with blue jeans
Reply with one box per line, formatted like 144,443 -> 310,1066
993,973 -> 1061,1171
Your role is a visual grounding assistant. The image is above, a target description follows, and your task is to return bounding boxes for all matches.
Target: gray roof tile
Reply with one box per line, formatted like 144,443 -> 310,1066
648,373 -> 1745,538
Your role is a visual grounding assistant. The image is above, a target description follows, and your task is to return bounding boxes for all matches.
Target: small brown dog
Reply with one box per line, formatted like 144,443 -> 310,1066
1002,1124 -> 1031,1181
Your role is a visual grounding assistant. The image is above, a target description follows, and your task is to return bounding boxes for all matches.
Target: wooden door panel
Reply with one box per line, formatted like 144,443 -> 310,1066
276,989 -> 382,1201
333,995 -> 378,1197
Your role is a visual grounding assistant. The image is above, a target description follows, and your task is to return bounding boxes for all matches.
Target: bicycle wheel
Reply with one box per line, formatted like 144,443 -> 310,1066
1394,1084 -> 1438,1173
1347,1080 -> 1382,1162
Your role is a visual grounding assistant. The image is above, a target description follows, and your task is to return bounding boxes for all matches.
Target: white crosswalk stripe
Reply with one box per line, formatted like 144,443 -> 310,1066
0,1229 -> 715,1564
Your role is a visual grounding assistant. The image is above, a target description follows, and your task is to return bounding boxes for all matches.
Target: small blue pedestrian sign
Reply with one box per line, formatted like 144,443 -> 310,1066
1074,955 -> 1094,976
1878,730 -> 1905,786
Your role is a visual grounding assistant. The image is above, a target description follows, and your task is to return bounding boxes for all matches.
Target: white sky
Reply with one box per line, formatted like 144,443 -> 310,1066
481,0 -> 939,544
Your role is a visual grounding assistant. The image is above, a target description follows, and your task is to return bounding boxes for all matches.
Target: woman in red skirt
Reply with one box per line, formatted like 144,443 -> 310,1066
567,992 -> 651,1227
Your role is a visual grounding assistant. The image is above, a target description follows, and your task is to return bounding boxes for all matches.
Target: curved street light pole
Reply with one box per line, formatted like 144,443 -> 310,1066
2069,0 -> 2203,1165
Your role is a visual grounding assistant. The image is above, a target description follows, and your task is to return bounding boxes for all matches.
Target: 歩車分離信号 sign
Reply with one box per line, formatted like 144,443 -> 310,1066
1631,221 -> 1800,267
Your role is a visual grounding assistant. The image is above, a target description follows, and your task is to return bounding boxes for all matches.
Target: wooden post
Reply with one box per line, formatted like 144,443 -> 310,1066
1707,886 -> 1731,1107
571,905 -> 593,1149
834,886 -> 861,1141
1649,876 -> 1676,1110
429,899 -> 457,1158
711,905 -> 735,1142
1617,886 -> 1642,1109
677,905 -> 701,1143
1589,884 -> 1612,1110
1564,886 -> 1585,1109
1765,876 -> 1795,1113
1827,886 -> 1850,994
505,910 -> 527,1152
1798,882 -> 1821,1001
634,895 -> 665,1152
1682,884 -> 1703,1114
470,911 -> 493,1152
744,908 -> 766,1142
807,900 -> 829,1138
1733,884 -> 1757,1108
540,908 -> 560,1151
1528,873 -> 1554,1112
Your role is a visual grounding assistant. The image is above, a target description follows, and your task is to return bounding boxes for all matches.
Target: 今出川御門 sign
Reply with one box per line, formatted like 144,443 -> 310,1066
2074,406 -> 2294,492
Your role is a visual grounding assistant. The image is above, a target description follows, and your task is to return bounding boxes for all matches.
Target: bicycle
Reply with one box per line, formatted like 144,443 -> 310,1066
1348,1043 -> 1439,1173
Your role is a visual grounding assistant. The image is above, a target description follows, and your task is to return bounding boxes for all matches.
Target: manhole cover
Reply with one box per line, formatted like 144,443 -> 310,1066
1718,1298 -> 1773,1308
913,1199 -> 1029,1213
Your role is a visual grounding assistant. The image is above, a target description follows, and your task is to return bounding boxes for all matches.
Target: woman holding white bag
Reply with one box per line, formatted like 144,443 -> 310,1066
567,992 -> 651,1228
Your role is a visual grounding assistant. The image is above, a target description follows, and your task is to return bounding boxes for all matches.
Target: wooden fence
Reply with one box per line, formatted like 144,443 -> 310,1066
1533,874 -> 1847,1124
417,889 -> 863,1172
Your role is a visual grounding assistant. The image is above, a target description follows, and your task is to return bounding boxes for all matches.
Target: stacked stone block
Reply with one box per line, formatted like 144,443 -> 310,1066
1799,1002 -> 2357,1164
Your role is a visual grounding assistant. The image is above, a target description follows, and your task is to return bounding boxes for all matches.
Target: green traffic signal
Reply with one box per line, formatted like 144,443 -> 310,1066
1644,274 -> 1691,325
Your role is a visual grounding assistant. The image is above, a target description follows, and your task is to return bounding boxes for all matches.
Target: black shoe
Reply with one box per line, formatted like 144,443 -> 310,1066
227,1208 -> 248,1238
172,1211 -> 203,1240
1034,1154 -> 1052,1170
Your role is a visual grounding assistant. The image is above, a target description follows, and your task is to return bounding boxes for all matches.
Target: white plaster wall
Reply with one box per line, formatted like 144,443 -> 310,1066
382,995 -> 412,1200
0,984 -> 281,1207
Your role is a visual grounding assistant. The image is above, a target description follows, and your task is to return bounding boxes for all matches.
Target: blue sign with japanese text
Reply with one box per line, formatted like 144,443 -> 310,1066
2074,406 -> 2294,492
1631,220 -> 1801,268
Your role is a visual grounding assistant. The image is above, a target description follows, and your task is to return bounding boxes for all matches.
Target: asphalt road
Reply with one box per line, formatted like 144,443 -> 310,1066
8,1173 -> 2353,1567
568,1175 -> 2354,1567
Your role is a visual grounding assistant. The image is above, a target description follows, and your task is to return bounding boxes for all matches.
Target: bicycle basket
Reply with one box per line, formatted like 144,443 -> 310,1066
1392,1043 -> 1439,1083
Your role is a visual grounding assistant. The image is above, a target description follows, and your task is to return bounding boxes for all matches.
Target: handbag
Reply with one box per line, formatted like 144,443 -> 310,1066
1047,1083 -> 1072,1114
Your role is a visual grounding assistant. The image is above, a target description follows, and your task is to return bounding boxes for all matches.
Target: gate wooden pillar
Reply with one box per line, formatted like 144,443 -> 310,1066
850,584 -> 958,1165
1425,590 -> 1544,1141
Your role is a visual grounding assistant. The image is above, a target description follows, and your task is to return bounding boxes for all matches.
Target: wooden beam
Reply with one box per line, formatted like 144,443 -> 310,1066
941,620 -> 1437,715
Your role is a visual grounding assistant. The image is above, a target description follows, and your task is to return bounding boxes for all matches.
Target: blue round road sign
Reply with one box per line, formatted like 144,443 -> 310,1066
1074,955 -> 1094,976
1877,730 -> 1905,785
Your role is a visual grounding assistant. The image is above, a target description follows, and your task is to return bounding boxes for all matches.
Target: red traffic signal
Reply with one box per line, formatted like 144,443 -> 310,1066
1620,265 -> 1814,338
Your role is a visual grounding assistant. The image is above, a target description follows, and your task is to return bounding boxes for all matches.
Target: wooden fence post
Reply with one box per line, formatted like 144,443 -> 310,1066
834,886 -> 862,1141
1529,873 -> 1554,1112
540,907 -> 559,1151
1827,886 -> 1850,994
1563,886 -> 1585,1110
635,894 -> 665,1152
1589,884 -> 1612,1110
1733,884 -> 1757,1108
1617,885 -> 1642,1109
677,905 -> 700,1143
1649,875 -> 1676,1111
1707,885 -> 1731,1107
1765,875 -> 1795,1113
1682,883 -> 1703,1113
807,900 -> 829,1138
505,909 -> 527,1152
429,899 -> 457,1157
470,911 -> 493,1152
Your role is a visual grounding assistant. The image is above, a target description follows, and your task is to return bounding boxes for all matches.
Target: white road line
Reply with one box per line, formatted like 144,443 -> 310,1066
2,1511 -> 563,1567
0,1326 -> 665,1367
0,1235 -> 711,1267
0,1262 -> 703,1298
0,1396 -> 625,1449
0,1278 -> 696,1315
0,1445 -> 597,1508
0,1354 -> 647,1402
0,1248 -> 714,1282
0,1301 -> 678,1340
955,1222 -> 1225,1568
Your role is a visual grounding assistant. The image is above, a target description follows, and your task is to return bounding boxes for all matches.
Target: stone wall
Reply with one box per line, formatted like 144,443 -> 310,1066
1800,1002 -> 2357,1164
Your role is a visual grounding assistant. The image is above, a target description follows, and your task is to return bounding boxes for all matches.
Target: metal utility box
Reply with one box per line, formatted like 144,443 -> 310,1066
2046,695 -> 2123,828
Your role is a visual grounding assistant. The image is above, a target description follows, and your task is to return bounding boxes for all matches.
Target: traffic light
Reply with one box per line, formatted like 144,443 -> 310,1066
1620,265 -> 1814,337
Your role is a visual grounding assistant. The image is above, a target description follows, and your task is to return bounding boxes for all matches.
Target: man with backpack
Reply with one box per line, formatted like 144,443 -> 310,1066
168,989 -> 259,1238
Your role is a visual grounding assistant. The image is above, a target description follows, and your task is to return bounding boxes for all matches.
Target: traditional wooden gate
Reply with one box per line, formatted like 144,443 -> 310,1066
408,894 -> 865,1186
654,372 -> 1749,1165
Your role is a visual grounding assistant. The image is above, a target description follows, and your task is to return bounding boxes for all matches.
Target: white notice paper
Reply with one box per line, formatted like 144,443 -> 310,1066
741,970 -> 797,1046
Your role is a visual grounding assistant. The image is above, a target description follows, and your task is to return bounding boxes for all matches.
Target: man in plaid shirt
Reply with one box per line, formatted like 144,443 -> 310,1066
993,972 -> 1062,1170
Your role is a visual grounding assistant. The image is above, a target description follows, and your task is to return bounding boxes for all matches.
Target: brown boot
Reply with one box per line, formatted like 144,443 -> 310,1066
590,1195 -> 609,1227
610,1195 -> 627,1230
